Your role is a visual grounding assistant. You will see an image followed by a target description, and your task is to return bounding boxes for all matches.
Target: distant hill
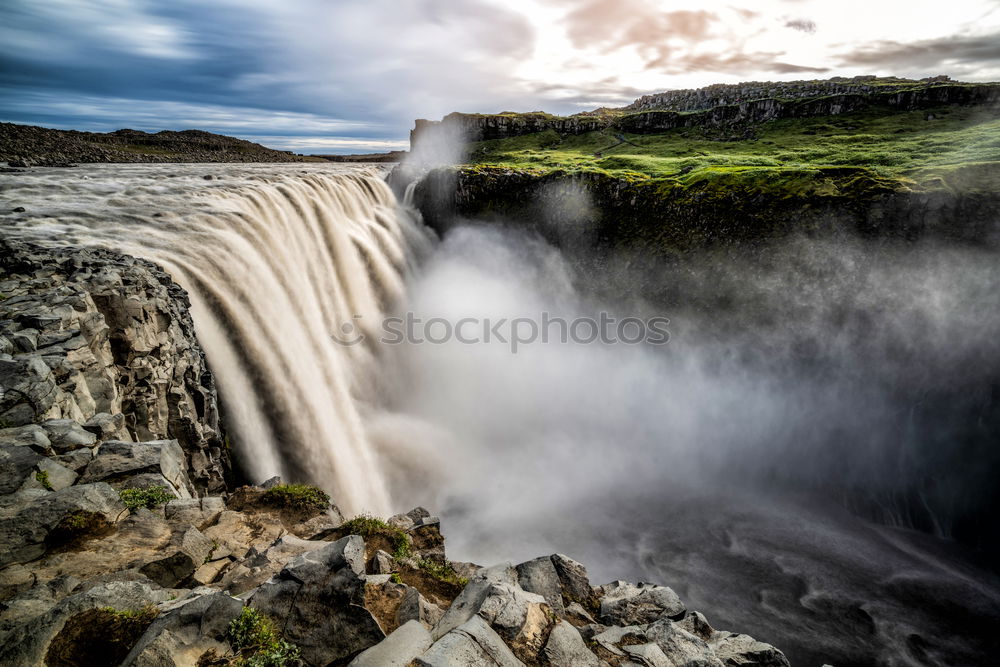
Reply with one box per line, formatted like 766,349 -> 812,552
0,123 -> 319,165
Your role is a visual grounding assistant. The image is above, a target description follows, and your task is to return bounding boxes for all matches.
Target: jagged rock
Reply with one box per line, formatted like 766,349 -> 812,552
221,533 -> 328,595
20,457 -> 77,492
409,515 -> 446,563
80,439 -> 193,498
0,424 -> 53,455
0,356 -> 57,425
191,558 -> 230,587
0,482 -> 124,567
596,581 -> 686,625
122,590 -> 243,667
40,419 -> 97,452
0,442 -> 42,493
622,641 -> 673,666
250,536 -> 384,665
679,611 -> 716,641
0,580 -> 169,666
83,412 -> 129,441
138,526 -> 214,588
565,601 -> 597,626
349,619 -> 434,667
202,509 -> 285,562
259,475 -> 282,488
516,555 -> 566,615
53,447 -> 93,472
552,554 -> 593,603
162,496 -> 225,530
709,632 -> 790,667
477,583 -> 554,662
292,506 -> 346,538
645,618 -> 723,666
432,563 -> 518,640
592,625 -> 649,657
417,615 -> 525,667
398,585 -> 445,629
544,620 -> 602,667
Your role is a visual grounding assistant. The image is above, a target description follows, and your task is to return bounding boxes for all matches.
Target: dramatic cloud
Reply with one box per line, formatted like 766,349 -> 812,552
1,0 -> 998,152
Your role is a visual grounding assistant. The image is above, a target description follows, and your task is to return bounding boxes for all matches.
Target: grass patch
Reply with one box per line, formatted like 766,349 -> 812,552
416,558 -> 468,588
466,104 -> 1000,191
35,469 -> 53,490
228,607 -> 301,667
119,486 -> 174,512
339,514 -> 411,559
260,484 -> 329,511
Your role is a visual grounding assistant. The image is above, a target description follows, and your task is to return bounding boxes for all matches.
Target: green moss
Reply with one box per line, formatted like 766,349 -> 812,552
339,514 -> 411,559
228,607 -> 301,667
416,558 -> 468,587
35,469 -> 53,490
259,483 -> 329,511
119,486 -> 174,512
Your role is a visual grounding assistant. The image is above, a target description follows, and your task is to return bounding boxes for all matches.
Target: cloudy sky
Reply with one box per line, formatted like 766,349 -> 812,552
2,0 -> 999,153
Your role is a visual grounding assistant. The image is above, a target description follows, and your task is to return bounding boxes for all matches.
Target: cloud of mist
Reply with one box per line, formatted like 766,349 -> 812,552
371,223 -> 1000,570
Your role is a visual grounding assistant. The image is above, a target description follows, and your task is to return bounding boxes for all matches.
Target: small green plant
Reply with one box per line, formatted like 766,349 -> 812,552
228,607 -> 301,667
339,514 -> 411,559
390,572 -> 402,584
35,470 -> 53,490
63,512 -> 89,530
260,484 -> 329,511
119,486 -> 174,512
100,605 -> 160,623
416,558 -> 468,587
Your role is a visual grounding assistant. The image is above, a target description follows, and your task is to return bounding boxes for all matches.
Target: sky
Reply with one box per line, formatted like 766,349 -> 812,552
1,0 -> 999,154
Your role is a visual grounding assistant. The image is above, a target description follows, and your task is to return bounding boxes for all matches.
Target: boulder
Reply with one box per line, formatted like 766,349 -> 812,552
202,509 -> 284,562
417,615 -> 525,667
83,412 -> 129,441
40,419 -> 97,452
138,527 -> 214,588
162,496 -> 225,530
220,533 -> 329,595
0,482 -> 124,567
349,619 -> 434,667
596,581 -> 686,625
20,457 -> 78,492
0,442 -> 42,494
477,583 -> 554,662
544,620 -> 602,667
250,536 -> 385,665
122,590 -> 244,666
432,563 -> 518,640
645,618 -> 723,666
551,554 -> 593,603
516,555 -> 565,615
709,632 -> 790,667
0,424 -> 53,455
398,585 -> 445,629
0,356 -> 57,425
80,439 -> 193,498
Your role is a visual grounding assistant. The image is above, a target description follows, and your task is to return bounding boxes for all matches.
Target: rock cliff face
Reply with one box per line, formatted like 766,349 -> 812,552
0,239 -> 790,665
0,239 -> 228,493
410,82 -> 1000,146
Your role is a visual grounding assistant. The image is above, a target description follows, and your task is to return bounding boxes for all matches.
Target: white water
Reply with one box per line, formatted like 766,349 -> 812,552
1,163 -> 432,515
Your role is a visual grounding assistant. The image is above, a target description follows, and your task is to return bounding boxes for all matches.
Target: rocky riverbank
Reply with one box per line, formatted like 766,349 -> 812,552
0,240 -> 790,664
0,123 -> 314,166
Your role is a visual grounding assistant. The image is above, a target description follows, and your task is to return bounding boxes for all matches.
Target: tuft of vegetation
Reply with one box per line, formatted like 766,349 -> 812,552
260,484 -> 330,511
339,514 -> 411,559
35,469 -> 53,490
228,607 -> 301,667
119,486 -> 174,512
416,558 -> 468,587
390,572 -> 402,584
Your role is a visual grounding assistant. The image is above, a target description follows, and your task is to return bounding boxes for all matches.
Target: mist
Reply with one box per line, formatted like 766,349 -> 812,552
371,221 -> 1000,664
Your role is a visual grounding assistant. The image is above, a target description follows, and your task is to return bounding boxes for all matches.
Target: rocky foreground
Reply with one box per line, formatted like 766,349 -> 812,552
0,238 -> 789,665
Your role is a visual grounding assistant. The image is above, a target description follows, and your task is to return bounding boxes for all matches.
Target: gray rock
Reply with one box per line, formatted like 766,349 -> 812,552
162,496 -> 225,529
122,590 -> 244,667
0,482 -> 124,567
678,611 -> 715,642
0,356 -> 57,425
432,563 -> 517,640
592,625 -> 649,657
477,582 -> 553,660
709,633 -> 790,667
349,619 -> 434,667
544,620 -> 602,667
597,581 -> 686,625
398,586 -> 445,629
138,526 -> 214,588
0,442 -> 42,494
645,618 -> 723,667
83,412 -> 128,441
81,439 -> 192,497
53,448 -> 94,472
516,555 -> 565,615
250,535 -> 385,665
417,615 -> 525,667
259,475 -> 282,488
623,641 -> 672,666
23,457 -> 78,492
0,424 -> 53,455
552,554 -> 593,603
40,419 -> 97,452
0,580 -> 168,666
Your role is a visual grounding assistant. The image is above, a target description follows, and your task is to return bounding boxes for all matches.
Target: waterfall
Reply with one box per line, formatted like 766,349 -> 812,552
1,164 -> 432,515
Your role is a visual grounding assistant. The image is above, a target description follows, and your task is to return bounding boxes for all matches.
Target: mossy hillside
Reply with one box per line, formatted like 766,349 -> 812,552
468,105 -> 1000,181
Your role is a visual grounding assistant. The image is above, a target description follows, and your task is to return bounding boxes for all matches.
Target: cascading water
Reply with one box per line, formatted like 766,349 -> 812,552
1,163 -> 432,515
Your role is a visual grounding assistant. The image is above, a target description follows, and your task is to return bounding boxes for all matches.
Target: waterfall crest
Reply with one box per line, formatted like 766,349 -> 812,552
2,164 -> 431,514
